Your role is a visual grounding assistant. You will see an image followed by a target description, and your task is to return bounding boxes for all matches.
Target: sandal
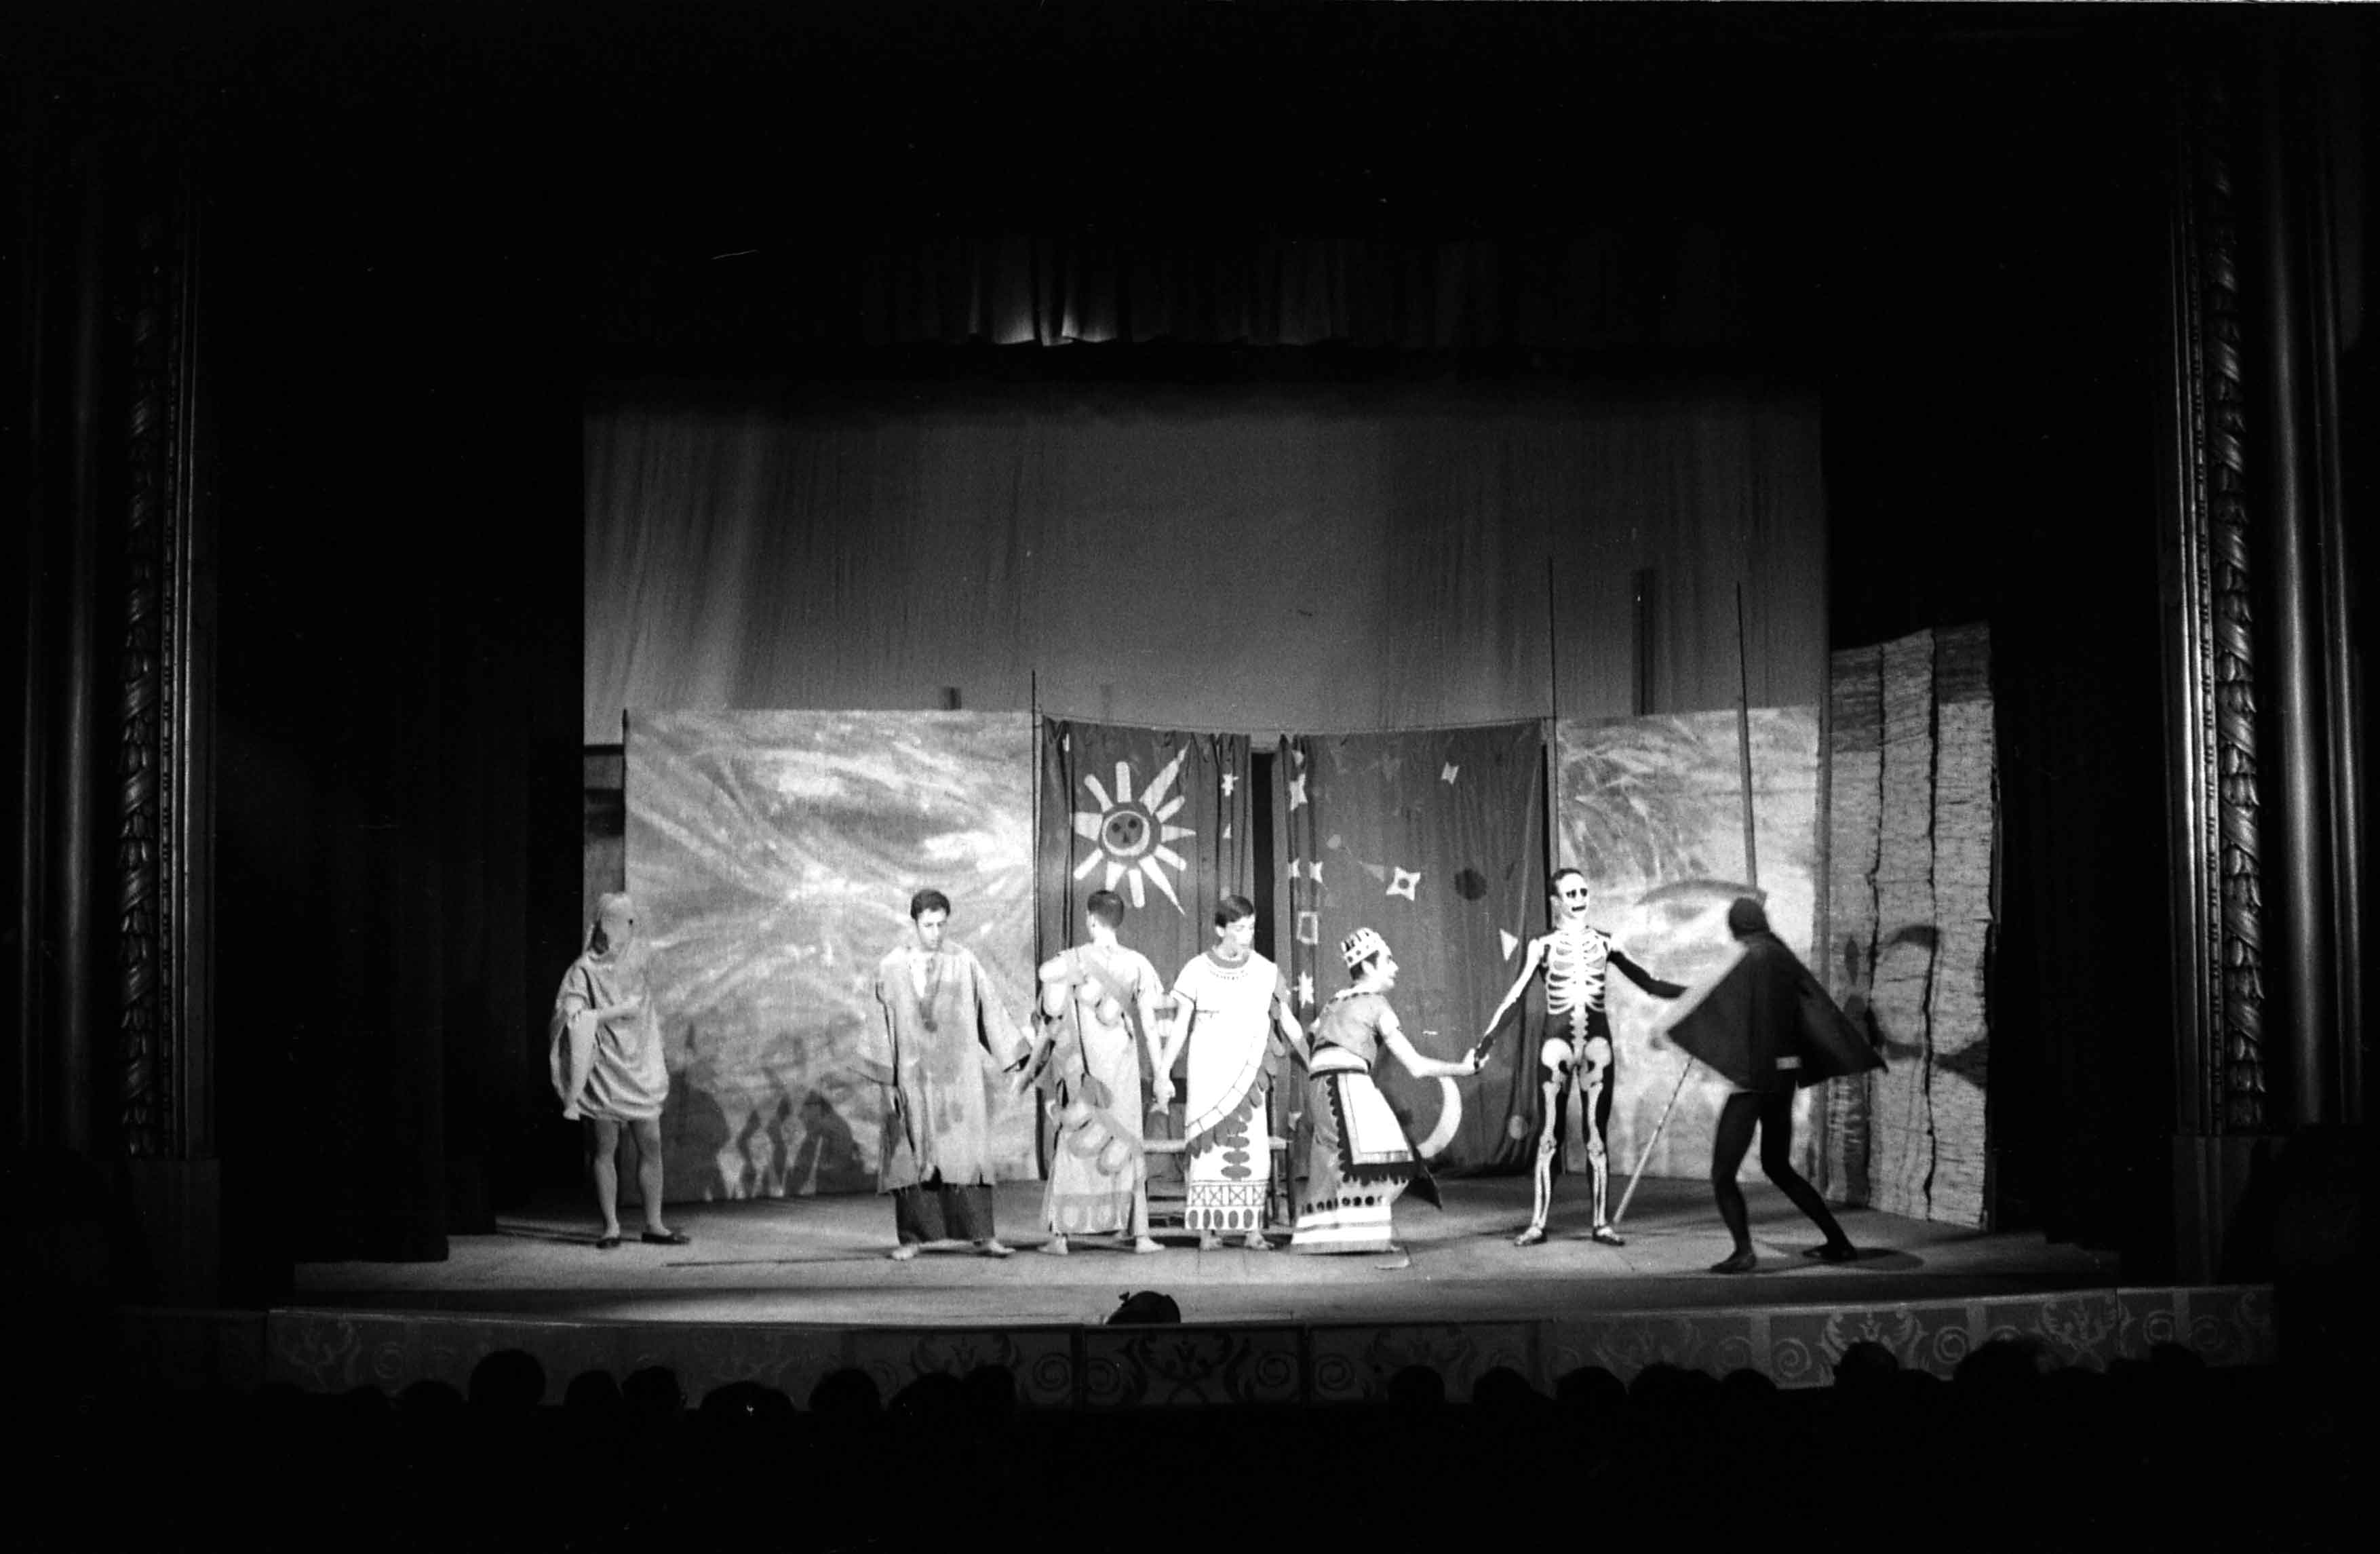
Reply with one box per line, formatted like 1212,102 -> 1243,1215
641,1228 -> 690,1246
596,1234 -> 621,1251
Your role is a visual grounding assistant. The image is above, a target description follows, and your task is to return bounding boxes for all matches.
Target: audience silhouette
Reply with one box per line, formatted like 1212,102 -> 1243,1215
40,1340 -> 2347,1554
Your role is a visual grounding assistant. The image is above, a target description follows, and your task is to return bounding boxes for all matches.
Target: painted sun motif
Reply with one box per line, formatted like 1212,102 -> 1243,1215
1072,747 -> 1196,912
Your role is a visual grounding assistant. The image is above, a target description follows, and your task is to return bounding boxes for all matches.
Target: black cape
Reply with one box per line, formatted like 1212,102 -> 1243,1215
1662,932 -> 1884,1093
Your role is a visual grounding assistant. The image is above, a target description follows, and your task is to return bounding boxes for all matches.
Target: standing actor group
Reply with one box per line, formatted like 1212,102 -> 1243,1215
549,880 -> 1881,1270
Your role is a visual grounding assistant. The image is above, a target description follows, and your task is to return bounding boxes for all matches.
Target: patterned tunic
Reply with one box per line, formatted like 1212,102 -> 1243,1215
1171,949 -> 1291,1232
1040,943 -> 1160,1234
1289,990 -> 1435,1253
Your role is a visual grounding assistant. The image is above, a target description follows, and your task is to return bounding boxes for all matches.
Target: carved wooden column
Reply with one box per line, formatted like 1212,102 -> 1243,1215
2159,67 -> 2274,1279
2160,45 -> 2367,1280
12,104 -> 218,1296
115,138 -> 218,1301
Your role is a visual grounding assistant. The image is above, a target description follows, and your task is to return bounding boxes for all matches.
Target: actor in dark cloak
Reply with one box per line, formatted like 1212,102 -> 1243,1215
1660,897 -> 1884,1273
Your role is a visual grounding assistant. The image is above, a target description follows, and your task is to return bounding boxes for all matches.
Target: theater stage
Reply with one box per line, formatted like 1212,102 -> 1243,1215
122,1178 -> 2274,1405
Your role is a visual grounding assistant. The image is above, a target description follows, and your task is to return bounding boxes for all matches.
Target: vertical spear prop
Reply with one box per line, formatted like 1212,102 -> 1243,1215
1613,584 -> 1759,1230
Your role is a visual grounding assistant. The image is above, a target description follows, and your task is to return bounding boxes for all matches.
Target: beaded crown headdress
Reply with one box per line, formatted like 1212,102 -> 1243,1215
1340,926 -> 1389,972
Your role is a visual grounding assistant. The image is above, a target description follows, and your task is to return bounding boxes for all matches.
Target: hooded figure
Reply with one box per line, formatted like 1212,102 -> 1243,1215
1659,897 -> 1881,1273
549,891 -> 669,1123
1660,897 -> 1883,1093
548,892 -> 686,1249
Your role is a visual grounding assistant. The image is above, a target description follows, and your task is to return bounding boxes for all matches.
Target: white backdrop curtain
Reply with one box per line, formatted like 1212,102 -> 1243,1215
585,381 -> 1826,743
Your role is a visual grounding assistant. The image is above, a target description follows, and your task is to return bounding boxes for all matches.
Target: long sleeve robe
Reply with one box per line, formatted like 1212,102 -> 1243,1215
861,944 -> 1028,1190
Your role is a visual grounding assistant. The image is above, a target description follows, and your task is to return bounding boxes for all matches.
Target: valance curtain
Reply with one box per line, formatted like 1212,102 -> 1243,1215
590,227 -> 1776,355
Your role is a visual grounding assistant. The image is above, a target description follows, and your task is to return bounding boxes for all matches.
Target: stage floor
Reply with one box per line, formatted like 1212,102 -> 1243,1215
293,1176 -> 2120,1327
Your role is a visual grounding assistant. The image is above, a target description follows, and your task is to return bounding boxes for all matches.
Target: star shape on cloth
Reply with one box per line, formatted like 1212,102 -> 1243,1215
1295,970 -> 1316,1008
1441,762 -> 1460,783
1288,773 -> 1308,810
1295,910 -> 1320,946
1221,772 -> 1238,798
1386,868 -> 1421,901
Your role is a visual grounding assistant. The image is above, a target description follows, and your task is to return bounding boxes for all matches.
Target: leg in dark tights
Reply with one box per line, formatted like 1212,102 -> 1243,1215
1754,1090 -> 1852,1251
1710,1093 -> 1760,1264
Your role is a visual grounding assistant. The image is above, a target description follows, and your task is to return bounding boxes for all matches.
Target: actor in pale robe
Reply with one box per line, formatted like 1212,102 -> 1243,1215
1169,948 -> 1297,1240
861,934 -> 1030,1251
1036,941 -> 1161,1239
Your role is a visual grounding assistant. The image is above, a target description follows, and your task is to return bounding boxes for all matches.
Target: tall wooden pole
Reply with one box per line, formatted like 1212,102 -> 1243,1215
1546,556 -> 1561,726
1737,583 -> 1759,892
1617,583 -> 1763,1227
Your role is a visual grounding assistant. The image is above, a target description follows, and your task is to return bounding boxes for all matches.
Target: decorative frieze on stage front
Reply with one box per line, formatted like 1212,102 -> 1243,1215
1554,707 -> 1822,1183
157,1284 -> 2274,1404
624,710 -> 1039,1201
1821,626 -> 1997,1228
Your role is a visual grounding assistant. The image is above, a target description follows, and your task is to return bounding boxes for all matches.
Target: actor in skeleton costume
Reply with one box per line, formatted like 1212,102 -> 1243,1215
1156,895 -> 1307,1250
1477,868 -> 1684,1247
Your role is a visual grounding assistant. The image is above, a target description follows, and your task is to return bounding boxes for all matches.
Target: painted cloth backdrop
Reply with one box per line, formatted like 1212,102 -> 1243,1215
1036,720 -> 1254,985
1555,708 -> 1822,1183
625,711 -> 1039,1201
1038,720 -> 1255,1182
1275,722 -> 1547,1173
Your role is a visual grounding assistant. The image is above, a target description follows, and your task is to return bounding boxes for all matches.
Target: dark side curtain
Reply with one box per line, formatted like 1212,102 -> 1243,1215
1274,722 -> 1546,1172
203,118 -> 583,1277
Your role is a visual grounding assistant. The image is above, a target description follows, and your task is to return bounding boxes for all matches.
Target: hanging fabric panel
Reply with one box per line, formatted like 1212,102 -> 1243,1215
1036,719 -> 1255,989
1275,721 -> 1547,1172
